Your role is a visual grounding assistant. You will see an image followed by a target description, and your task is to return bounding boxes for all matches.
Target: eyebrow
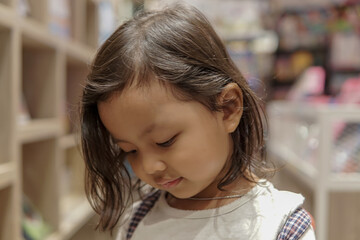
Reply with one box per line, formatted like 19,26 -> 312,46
112,123 -> 157,143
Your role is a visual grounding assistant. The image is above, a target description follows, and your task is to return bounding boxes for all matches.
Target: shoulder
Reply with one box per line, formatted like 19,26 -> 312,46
254,181 -> 305,214
238,181 -> 308,239
116,190 -> 162,240
277,208 -> 316,240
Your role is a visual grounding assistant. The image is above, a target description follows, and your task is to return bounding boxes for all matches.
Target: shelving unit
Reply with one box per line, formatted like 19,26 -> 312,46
0,0 -> 121,239
0,25 -> 12,165
22,139 -> 60,232
0,186 -> 15,240
267,101 -> 360,240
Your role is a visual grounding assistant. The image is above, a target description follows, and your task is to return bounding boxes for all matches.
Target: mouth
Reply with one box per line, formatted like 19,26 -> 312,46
157,177 -> 183,189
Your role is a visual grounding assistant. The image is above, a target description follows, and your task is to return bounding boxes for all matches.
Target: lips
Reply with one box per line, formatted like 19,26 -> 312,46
156,177 -> 183,189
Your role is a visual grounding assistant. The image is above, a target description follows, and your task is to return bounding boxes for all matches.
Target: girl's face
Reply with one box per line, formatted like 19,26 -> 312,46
98,82 -> 233,199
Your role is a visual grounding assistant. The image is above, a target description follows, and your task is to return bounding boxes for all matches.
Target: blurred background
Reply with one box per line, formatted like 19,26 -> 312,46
0,0 -> 359,239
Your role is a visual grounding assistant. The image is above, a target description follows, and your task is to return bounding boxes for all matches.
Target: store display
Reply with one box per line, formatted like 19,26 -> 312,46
273,1 -> 360,98
267,101 -> 360,240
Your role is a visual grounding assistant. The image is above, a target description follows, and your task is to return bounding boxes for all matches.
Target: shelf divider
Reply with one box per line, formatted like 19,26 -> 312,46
18,118 -> 63,143
0,162 -> 14,190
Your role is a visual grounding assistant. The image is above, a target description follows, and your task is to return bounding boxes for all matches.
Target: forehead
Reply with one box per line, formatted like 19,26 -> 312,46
118,81 -> 175,106
97,82 -> 185,136
97,81 -> 216,141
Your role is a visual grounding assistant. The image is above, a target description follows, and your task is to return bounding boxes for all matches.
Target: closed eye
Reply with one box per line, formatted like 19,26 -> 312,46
156,135 -> 177,147
123,149 -> 137,154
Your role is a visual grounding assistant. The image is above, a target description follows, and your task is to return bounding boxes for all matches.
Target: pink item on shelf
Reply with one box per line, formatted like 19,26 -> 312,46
337,77 -> 360,104
287,66 -> 326,101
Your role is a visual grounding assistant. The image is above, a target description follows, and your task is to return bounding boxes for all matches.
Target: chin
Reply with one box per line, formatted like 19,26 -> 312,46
168,189 -> 202,199
168,191 -> 190,199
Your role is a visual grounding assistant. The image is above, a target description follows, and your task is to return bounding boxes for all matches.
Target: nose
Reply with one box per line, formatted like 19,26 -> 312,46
141,153 -> 167,175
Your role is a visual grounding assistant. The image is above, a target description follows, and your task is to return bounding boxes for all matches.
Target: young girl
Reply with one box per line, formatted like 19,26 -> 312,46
80,4 -> 315,240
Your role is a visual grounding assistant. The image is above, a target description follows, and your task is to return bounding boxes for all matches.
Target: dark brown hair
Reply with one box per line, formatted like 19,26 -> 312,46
80,4 -> 269,232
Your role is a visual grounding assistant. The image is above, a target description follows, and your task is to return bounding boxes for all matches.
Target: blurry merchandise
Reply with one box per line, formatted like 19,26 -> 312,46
277,10 -> 328,51
287,66 -> 326,101
333,123 -> 360,173
98,1 -> 116,45
209,0 -> 266,39
329,72 -> 359,95
275,57 -> 293,82
288,120 -> 320,165
227,37 -> 276,99
291,52 -> 315,76
18,0 -> 30,16
22,195 -> 52,240
337,77 -> 360,104
330,32 -> 360,69
286,65 -> 360,104
48,0 -> 71,38
275,51 -> 314,83
273,1 -> 360,99
145,0 -> 275,100
145,0 -> 269,39
19,94 -> 31,125
227,41 -> 258,77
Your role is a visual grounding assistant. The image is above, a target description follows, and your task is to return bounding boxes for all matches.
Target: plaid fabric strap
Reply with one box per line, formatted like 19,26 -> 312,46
277,207 -> 312,240
126,190 -> 162,240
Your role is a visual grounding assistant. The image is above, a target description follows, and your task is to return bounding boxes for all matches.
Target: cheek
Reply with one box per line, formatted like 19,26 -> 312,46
172,134 -> 229,175
128,159 -> 144,179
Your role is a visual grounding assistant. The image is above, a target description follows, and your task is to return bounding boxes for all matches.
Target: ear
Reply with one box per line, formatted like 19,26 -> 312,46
218,83 -> 243,133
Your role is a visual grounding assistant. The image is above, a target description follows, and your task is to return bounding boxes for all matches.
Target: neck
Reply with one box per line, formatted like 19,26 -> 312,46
166,177 -> 256,210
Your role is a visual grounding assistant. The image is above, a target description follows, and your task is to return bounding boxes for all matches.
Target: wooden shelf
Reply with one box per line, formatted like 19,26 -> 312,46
25,0 -> 48,25
0,3 -> 15,28
0,186 -> 15,240
65,60 -> 88,134
66,41 -> 94,64
0,162 -> 14,190
0,0 -> 12,7
21,17 -> 60,49
0,26 -> 12,164
22,139 -> 59,232
59,134 -> 77,149
329,173 -> 360,192
0,0 -> 124,239
21,36 -> 58,120
18,118 -> 63,143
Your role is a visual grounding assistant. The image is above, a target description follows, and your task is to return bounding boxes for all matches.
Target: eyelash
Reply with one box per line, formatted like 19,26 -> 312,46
120,135 -> 177,154
156,135 -> 177,147
124,150 -> 137,154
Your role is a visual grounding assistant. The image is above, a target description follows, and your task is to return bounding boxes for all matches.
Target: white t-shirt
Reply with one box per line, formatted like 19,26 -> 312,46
117,181 -> 316,239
